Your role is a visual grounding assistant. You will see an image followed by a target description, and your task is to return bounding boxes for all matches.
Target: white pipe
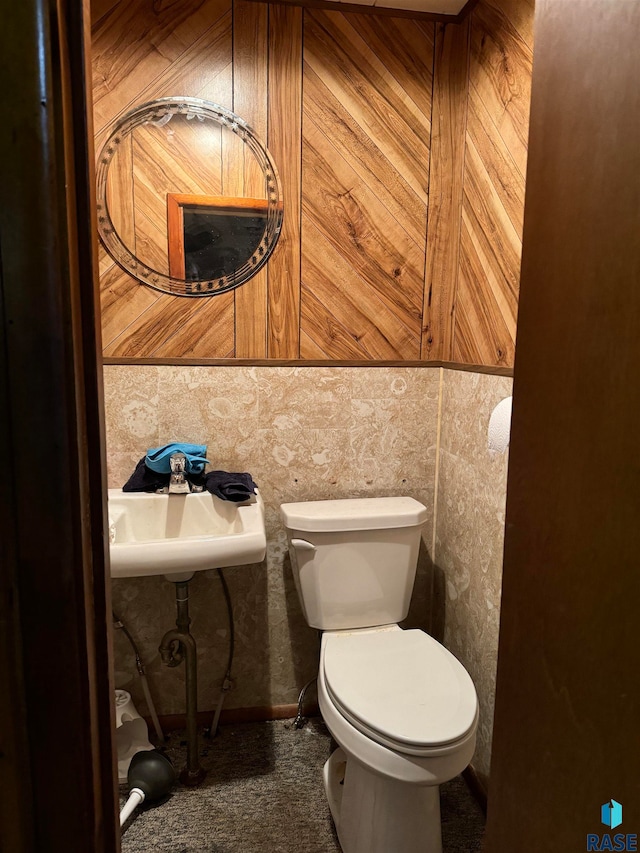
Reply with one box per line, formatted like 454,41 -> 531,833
119,788 -> 145,827
139,672 -> 164,743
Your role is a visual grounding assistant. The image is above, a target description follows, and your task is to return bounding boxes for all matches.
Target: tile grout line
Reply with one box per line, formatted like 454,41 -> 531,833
431,366 -> 444,561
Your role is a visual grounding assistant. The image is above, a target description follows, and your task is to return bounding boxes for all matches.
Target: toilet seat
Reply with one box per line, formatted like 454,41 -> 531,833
323,629 -> 478,756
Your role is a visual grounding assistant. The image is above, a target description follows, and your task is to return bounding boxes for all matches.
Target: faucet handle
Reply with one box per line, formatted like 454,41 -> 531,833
170,452 -> 187,473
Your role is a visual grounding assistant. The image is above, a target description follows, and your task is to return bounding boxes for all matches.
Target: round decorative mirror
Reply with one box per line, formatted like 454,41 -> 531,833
96,97 -> 283,297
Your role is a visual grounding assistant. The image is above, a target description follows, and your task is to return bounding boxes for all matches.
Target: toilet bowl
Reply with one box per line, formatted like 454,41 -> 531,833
280,496 -> 479,853
318,626 -> 478,853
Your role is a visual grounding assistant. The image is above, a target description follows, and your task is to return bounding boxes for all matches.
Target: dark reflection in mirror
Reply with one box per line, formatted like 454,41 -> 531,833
168,195 -> 268,282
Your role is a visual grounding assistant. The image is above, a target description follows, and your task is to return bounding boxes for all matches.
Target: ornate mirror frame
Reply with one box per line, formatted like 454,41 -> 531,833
96,97 -> 283,297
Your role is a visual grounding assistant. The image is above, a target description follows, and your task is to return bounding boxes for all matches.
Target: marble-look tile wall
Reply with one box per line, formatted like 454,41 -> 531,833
105,366 -> 441,716
435,369 -> 513,789
104,363 -> 512,788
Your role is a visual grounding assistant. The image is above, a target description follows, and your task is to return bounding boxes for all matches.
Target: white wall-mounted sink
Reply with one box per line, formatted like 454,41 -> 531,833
107,489 -> 266,579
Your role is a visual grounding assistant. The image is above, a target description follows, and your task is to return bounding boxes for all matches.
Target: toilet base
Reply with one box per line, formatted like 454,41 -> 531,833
324,748 -> 442,853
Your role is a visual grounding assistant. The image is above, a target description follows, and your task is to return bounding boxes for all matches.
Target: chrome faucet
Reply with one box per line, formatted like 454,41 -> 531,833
168,452 -> 190,494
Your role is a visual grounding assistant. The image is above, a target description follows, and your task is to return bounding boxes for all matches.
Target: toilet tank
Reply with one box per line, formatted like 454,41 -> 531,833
280,497 -> 428,631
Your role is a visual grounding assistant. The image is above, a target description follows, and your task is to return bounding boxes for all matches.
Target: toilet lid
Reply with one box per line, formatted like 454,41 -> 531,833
323,630 -> 478,750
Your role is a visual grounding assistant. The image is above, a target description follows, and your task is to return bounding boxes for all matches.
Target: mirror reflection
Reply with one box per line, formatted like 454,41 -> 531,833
167,195 -> 268,282
96,97 -> 283,297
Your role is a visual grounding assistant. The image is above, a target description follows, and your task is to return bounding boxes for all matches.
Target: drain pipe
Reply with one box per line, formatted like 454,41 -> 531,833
113,612 -> 164,743
159,578 -> 206,786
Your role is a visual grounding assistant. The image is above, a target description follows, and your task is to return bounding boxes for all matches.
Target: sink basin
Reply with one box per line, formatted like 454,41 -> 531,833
107,488 -> 266,579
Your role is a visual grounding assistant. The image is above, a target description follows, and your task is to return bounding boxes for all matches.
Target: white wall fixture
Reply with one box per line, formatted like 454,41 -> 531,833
108,489 -> 266,579
488,397 -> 513,455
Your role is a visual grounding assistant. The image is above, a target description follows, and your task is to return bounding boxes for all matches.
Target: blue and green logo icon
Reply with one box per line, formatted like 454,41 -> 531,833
587,799 -> 637,851
602,801 -> 624,831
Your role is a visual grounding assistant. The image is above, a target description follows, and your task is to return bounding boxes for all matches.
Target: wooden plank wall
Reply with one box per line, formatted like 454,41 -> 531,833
422,19 -> 470,361
300,12 -> 433,359
92,0 -> 533,368
452,0 -> 534,366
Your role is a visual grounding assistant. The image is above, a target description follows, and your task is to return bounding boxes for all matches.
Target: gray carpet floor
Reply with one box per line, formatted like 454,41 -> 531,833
120,719 -> 485,853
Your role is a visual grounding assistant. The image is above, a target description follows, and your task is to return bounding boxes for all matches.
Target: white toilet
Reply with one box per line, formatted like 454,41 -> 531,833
281,496 -> 479,853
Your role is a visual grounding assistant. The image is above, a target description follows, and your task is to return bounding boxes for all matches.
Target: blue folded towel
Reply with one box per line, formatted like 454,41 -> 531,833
145,443 -> 209,475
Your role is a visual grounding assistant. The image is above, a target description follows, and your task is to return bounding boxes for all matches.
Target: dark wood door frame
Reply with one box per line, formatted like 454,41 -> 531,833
0,1 -> 119,850
484,1 -> 640,849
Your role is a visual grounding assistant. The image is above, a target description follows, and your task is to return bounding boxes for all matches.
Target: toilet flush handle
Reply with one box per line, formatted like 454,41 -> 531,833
290,538 -> 316,552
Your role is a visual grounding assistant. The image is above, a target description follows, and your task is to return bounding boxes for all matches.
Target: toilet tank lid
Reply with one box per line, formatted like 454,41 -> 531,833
280,497 -> 428,532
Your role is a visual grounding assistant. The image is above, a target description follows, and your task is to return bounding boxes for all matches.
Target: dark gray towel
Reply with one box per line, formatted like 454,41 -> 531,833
122,457 -> 169,492
204,471 -> 258,502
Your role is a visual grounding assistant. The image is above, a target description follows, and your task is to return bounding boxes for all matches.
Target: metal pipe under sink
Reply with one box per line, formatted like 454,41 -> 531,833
159,578 -> 206,786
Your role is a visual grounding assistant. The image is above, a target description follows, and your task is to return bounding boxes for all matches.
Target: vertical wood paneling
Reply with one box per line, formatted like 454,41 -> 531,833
100,261 -> 159,341
302,219 -> 421,359
422,20 -> 469,361
267,3 -> 303,358
150,297 -> 236,358
94,0 -> 532,367
233,0 -> 269,358
452,0 -> 533,367
465,90 -> 525,237
468,0 -> 532,177
93,0 -> 236,358
300,11 -> 431,360
92,0 -> 232,133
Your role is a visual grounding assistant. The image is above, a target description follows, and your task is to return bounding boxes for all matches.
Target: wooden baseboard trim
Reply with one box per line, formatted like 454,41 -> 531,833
147,702 -> 320,733
462,764 -> 487,815
102,357 -> 513,377
247,0 -> 473,23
